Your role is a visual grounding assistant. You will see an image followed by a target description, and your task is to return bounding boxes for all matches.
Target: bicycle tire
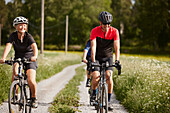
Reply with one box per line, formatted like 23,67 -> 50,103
101,84 -> 108,113
24,83 -> 32,113
96,86 -> 101,112
8,80 -> 26,113
89,86 -> 93,106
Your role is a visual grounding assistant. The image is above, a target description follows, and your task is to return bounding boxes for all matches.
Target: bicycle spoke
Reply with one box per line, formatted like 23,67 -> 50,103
101,84 -> 108,113
9,81 -> 25,113
24,84 -> 32,113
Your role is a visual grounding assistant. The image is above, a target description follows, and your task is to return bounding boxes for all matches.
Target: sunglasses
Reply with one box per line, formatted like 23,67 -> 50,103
102,23 -> 111,25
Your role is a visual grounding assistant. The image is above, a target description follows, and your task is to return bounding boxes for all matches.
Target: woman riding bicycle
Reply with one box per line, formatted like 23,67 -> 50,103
0,16 -> 38,108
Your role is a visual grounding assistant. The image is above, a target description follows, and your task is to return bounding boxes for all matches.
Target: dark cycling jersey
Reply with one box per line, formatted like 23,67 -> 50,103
7,31 -> 36,59
84,40 -> 91,56
90,26 -> 119,59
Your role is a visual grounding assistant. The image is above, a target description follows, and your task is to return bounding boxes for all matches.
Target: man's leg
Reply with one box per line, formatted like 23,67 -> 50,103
86,70 -> 91,87
91,71 -> 99,102
106,70 -> 113,110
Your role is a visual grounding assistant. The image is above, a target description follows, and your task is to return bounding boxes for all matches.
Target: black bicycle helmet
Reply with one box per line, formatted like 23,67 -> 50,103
13,16 -> 28,27
98,11 -> 113,24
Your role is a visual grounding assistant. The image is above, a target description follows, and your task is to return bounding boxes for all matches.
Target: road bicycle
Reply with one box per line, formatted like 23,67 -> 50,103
91,61 -> 121,113
5,58 -> 32,113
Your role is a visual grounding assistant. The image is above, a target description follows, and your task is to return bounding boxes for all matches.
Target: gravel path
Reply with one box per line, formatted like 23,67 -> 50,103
0,63 -> 83,113
0,64 -> 128,113
77,67 -> 128,113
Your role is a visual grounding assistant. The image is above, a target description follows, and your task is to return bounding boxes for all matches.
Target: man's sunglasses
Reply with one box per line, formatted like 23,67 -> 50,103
102,23 -> 111,25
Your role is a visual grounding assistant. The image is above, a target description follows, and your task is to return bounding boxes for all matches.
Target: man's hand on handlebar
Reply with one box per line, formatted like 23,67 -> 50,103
82,59 -> 88,64
115,60 -> 121,75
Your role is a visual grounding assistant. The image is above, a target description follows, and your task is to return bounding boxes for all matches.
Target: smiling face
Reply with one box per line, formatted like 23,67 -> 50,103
15,23 -> 27,33
100,21 -> 110,32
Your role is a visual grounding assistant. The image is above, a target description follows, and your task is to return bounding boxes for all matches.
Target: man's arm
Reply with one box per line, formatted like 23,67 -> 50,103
82,49 -> 88,63
91,39 -> 96,62
114,40 -> 120,61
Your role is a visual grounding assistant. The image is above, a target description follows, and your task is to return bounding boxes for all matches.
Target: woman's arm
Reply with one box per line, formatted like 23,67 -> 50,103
31,43 -> 38,62
0,43 -> 12,63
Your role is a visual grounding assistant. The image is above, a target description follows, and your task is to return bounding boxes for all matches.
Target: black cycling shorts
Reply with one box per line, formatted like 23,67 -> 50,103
24,61 -> 38,71
86,55 -> 92,71
14,61 -> 38,71
92,57 -> 113,72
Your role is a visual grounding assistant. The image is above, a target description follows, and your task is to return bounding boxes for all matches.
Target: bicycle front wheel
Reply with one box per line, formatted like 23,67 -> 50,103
101,84 -> 108,113
24,83 -> 32,113
8,80 -> 25,113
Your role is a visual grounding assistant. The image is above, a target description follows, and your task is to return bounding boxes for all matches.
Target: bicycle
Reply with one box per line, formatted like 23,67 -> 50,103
86,61 -> 95,106
91,61 -> 121,113
5,58 -> 32,113
82,60 -> 95,106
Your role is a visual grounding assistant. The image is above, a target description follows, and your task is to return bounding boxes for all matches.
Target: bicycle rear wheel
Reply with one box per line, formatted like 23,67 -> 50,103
101,84 -> 108,113
24,83 -> 32,113
8,80 -> 25,113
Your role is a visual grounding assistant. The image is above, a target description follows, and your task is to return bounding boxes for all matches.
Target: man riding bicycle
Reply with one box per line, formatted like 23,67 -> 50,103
90,11 -> 121,111
0,16 -> 38,108
82,39 -> 92,87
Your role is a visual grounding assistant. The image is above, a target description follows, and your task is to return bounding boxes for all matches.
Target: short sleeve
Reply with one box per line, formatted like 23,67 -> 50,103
90,29 -> 96,41
85,41 -> 91,51
113,29 -> 120,41
28,34 -> 35,45
7,33 -> 15,44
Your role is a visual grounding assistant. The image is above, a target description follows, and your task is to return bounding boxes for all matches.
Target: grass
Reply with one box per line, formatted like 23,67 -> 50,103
49,65 -> 85,113
113,55 -> 170,113
0,49 -> 82,104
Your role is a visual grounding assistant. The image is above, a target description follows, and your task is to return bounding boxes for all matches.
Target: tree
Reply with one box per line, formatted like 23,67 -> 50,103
134,0 -> 170,51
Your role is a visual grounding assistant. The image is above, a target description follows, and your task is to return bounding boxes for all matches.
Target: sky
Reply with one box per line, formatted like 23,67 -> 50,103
5,0 -> 25,4
5,0 -> 12,4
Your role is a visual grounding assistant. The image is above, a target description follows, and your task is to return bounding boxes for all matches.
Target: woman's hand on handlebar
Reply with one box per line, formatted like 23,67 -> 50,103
31,56 -> 37,62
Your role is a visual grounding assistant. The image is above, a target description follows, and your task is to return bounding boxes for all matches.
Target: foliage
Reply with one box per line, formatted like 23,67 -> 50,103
0,0 -> 169,52
49,65 -> 85,113
112,0 -> 170,52
0,0 -> 112,49
113,55 -> 170,112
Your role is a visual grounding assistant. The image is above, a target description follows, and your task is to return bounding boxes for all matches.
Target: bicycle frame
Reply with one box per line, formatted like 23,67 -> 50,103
6,58 -> 32,113
92,61 -> 119,113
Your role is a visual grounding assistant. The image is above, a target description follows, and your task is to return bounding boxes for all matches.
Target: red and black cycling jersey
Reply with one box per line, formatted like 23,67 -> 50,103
7,31 -> 36,59
90,26 -> 119,59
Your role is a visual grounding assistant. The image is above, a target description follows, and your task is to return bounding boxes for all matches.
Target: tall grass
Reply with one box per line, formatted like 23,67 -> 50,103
113,55 -> 170,113
0,50 -> 82,104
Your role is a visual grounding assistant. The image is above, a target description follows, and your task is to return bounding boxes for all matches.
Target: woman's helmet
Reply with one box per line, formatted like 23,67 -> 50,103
13,16 -> 28,27
98,11 -> 113,24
